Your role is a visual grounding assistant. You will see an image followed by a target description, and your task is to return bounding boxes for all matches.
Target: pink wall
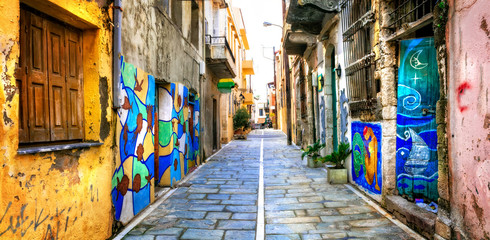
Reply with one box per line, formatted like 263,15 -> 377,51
447,0 -> 490,238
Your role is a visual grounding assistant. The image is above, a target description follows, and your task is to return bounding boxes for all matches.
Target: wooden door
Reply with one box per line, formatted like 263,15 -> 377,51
396,38 -> 440,202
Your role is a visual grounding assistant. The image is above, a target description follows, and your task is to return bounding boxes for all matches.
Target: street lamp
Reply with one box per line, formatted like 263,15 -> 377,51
263,21 -> 283,130
263,21 -> 283,29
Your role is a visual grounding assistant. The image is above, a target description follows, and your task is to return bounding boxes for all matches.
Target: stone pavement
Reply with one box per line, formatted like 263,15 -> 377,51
123,129 -> 415,240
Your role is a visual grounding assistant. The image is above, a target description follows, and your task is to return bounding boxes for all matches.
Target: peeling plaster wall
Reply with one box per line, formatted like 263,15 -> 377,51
121,0 -> 203,92
447,0 -> 490,238
0,0 -> 114,239
201,70 -> 221,159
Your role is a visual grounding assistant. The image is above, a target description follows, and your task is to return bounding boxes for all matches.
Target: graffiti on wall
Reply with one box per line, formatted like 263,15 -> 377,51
112,58 -> 156,224
158,83 -> 200,187
340,89 -> 349,143
319,95 -> 326,144
396,38 -> 439,201
352,121 -> 382,194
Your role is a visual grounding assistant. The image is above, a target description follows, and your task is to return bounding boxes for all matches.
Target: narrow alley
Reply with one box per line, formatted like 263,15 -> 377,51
121,130 -> 417,240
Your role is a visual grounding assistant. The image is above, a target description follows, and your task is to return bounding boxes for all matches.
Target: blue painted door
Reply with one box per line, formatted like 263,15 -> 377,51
396,38 -> 439,202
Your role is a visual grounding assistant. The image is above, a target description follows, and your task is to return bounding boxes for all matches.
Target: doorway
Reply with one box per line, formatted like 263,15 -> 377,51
330,48 -> 338,151
213,98 -> 218,150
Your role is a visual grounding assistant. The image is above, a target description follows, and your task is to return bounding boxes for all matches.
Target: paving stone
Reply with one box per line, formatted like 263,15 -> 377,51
338,206 -> 375,215
301,234 -> 322,240
175,219 -> 217,229
225,205 -> 257,213
298,196 -> 323,203
206,212 -> 232,220
348,218 -> 392,227
267,217 -> 321,224
187,188 -> 220,194
145,227 -> 183,235
207,194 -> 230,200
230,194 -> 257,200
320,213 -> 376,222
187,194 -> 206,199
221,200 -> 256,205
123,236 -> 155,240
165,211 -> 206,219
265,234 -> 301,240
217,220 -> 256,230
232,213 -> 257,220
320,232 -> 348,238
265,211 -> 296,218
305,208 -> 339,216
224,230 -> 256,240
266,224 -> 316,234
180,229 -> 224,239
189,204 -> 225,211
155,236 -> 178,240
265,203 -> 325,211
188,199 -> 221,204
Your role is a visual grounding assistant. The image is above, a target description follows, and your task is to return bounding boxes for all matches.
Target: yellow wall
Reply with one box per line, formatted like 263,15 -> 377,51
0,1 -> 114,239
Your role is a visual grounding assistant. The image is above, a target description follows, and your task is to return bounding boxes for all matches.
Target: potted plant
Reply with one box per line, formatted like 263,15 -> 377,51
233,108 -> 250,139
301,140 -> 326,168
318,142 -> 351,184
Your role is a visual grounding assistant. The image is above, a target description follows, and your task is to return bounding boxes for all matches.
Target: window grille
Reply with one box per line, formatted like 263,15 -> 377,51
389,0 -> 436,29
341,0 -> 377,114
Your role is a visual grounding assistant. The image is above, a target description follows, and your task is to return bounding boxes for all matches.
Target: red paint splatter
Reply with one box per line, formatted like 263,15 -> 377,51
457,82 -> 471,113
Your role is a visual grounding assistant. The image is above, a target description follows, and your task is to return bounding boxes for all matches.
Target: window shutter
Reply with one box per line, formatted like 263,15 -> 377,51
16,9 -> 29,143
65,28 -> 83,140
47,20 -> 68,141
27,12 -> 50,142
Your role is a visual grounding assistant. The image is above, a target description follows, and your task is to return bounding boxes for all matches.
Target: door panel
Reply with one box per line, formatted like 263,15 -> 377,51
47,20 -> 67,141
396,38 -> 440,202
27,12 -> 50,142
16,9 -> 28,142
65,28 -> 83,139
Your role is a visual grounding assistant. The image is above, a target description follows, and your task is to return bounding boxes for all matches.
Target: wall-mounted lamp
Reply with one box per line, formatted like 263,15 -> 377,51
335,64 -> 342,77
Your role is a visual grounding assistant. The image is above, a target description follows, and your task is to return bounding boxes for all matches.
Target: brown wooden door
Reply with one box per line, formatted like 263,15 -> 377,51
27,11 -> 50,142
65,28 -> 83,140
47,20 -> 68,141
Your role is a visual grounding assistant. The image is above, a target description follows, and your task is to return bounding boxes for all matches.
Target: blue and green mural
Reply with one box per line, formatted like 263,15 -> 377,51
111,58 -> 201,224
396,38 -> 439,202
112,58 -> 156,224
157,83 -> 200,187
352,122 -> 382,194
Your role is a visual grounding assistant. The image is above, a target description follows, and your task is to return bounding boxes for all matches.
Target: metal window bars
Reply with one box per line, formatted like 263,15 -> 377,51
341,0 -> 377,106
389,0 -> 436,29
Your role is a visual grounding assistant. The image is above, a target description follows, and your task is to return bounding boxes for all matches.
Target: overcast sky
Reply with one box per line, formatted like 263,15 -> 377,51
232,0 -> 283,102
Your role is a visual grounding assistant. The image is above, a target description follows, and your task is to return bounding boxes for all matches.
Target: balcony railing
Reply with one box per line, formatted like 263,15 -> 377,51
389,0 -> 436,29
205,35 -> 235,63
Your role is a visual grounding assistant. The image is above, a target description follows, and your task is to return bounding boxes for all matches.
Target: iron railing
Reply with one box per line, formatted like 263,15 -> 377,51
341,0 -> 378,108
389,0 -> 436,29
205,35 -> 235,63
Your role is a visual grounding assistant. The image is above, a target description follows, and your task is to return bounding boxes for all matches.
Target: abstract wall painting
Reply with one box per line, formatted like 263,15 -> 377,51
352,121 -> 382,195
112,58 -> 156,224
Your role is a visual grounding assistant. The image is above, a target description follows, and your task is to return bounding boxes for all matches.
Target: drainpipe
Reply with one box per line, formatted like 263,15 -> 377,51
113,0 -> 123,108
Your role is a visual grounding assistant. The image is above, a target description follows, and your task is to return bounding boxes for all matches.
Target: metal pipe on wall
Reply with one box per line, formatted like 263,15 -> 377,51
112,0 -> 123,109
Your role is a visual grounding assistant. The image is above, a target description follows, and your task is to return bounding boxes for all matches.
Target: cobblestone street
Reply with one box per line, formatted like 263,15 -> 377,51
123,130 -> 417,240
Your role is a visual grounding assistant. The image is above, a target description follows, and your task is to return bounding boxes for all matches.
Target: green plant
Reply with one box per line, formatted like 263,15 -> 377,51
318,142 -> 351,169
233,107 -> 250,130
301,140 -> 326,161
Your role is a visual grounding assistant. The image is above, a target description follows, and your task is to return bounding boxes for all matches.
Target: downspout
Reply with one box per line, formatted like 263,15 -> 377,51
113,0 -> 122,109
200,0 -> 204,161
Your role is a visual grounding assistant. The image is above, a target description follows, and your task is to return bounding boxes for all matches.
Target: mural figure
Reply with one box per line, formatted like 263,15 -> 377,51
396,38 -> 439,202
319,95 -> 326,144
112,57 -> 156,224
339,89 -> 349,143
352,122 -> 382,194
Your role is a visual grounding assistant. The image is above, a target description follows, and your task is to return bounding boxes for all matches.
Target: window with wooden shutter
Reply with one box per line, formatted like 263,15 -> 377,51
16,7 -> 84,144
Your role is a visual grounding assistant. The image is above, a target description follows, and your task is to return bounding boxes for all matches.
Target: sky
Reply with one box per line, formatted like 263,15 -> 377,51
232,0 -> 283,102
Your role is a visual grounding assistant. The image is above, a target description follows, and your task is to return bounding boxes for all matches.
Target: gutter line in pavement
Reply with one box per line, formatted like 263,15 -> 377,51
256,138 -> 265,240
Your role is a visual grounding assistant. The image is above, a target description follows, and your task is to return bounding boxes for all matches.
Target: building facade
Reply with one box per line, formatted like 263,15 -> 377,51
280,0 -> 490,239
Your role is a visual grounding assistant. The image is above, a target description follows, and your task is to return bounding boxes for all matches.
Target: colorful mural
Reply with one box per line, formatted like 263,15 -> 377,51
396,38 -> 439,201
112,58 -> 156,224
352,122 -> 382,194
157,83 -> 200,187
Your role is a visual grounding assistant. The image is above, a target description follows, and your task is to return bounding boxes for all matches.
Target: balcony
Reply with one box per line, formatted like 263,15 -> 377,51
205,35 -> 237,79
242,60 -> 254,75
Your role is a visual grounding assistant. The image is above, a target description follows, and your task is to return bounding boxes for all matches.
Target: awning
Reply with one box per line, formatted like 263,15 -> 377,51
218,78 -> 235,93
242,92 -> 253,105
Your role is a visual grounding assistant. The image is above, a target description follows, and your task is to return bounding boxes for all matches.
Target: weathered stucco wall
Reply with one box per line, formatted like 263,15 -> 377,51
0,0 -> 114,239
201,71 -> 221,159
447,0 -> 490,238
121,0 -> 203,92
